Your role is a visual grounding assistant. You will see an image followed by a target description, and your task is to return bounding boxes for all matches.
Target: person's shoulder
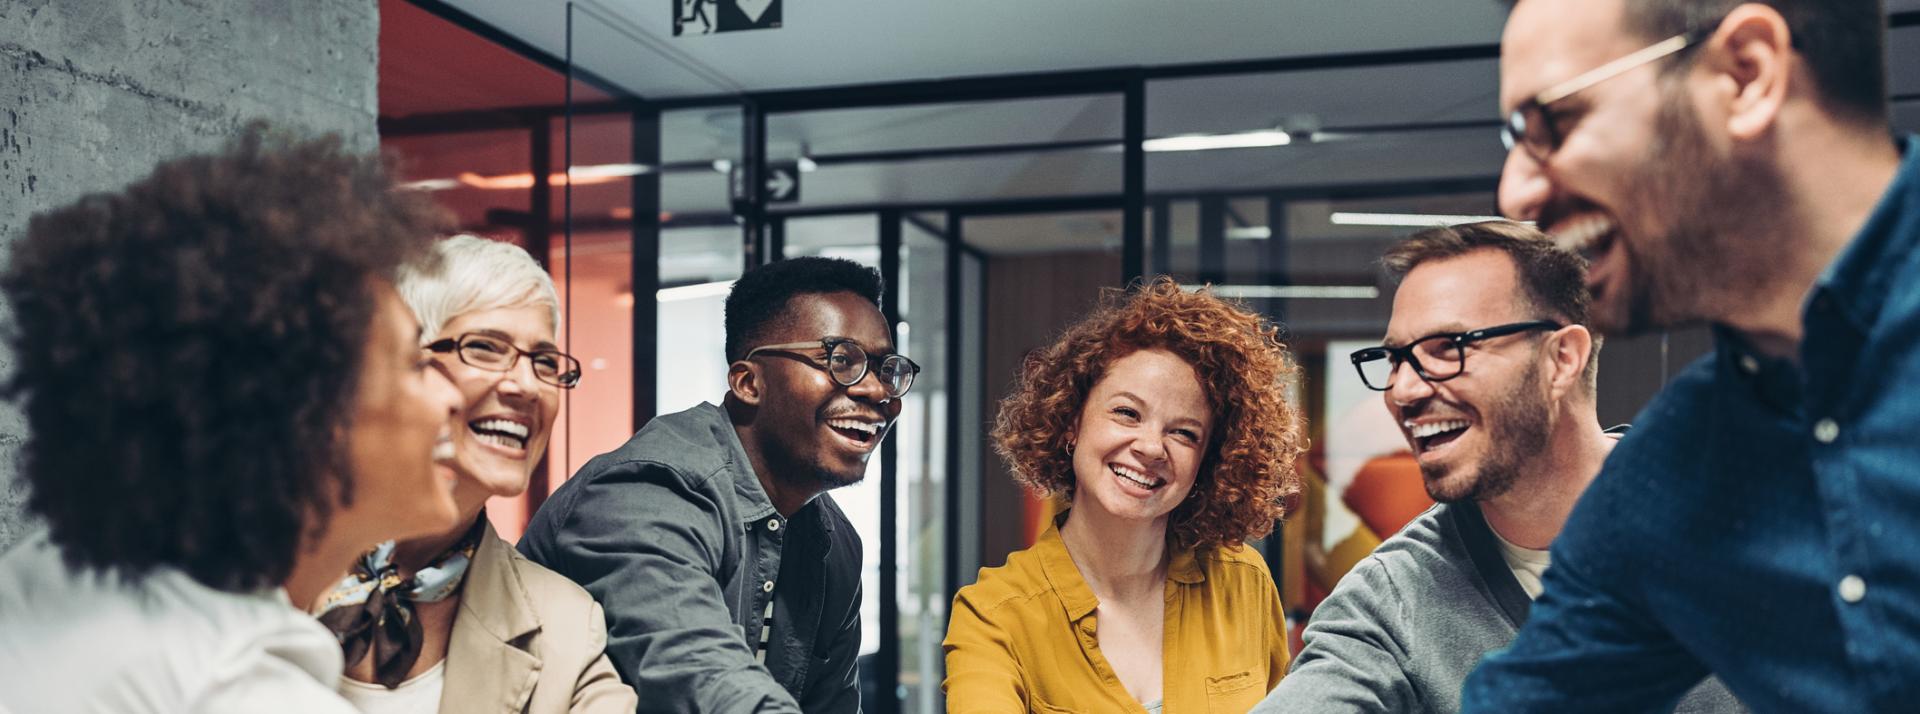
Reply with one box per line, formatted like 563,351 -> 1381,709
954,543 -> 1056,616
0,540 -> 339,711
571,403 -> 736,490
1364,504 -> 1460,570
1197,541 -> 1274,585
502,545 -> 603,621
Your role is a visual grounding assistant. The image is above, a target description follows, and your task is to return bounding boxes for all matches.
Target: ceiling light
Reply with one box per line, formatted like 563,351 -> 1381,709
1226,226 -> 1272,240
1183,284 -> 1379,300
657,280 -> 733,303
1143,130 -> 1292,153
1330,212 -> 1517,227
398,178 -> 460,192
796,155 -> 818,173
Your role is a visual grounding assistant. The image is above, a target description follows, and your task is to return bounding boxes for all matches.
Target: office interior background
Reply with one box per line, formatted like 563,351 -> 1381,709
6,1 -> 1920,712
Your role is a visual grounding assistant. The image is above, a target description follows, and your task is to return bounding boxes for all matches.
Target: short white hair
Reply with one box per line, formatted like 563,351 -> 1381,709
398,234 -> 560,341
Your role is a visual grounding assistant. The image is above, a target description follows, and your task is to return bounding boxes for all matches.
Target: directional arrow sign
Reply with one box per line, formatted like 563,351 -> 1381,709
764,161 -> 800,203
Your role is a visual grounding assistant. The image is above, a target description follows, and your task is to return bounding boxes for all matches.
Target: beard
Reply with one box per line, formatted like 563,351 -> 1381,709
1598,83 -> 1789,336
1421,358 -> 1553,504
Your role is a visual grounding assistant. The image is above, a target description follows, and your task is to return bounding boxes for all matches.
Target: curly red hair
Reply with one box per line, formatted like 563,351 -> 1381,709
992,277 -> 1306,551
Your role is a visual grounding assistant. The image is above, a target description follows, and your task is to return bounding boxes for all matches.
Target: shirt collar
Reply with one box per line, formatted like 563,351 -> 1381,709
693,401 -> 835,549
1811,134 -> 1920,336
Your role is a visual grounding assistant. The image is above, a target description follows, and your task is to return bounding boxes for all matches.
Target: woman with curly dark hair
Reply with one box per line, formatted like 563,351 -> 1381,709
0,127 -> 464,714
944,277 -> 1306,713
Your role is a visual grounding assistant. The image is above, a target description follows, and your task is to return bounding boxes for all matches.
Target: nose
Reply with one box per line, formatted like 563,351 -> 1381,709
1497,147 -> 1551,222
1384,359 -> 1436,409
496,353 -> 541,396
845,361 -> 892,404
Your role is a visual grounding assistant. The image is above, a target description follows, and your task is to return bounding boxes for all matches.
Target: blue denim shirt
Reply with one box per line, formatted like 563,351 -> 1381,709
1461,136 -> 1920,713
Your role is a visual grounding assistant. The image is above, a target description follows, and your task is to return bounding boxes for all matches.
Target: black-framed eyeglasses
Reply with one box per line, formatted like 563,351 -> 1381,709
743,337 -> 922,398
1349,320 -> 1562,392
426,333 -> 582,389
1502,27 -> 1711,162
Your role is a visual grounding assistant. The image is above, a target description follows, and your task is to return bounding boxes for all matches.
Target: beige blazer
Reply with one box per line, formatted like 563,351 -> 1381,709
440,521 -> 637,714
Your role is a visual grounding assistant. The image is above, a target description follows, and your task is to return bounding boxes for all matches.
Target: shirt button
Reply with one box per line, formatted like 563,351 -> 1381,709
767,518 -> 781,532
1814,418 -> 1840,444
763,580 -> 776,593
1839,575 -> 1866,603
1738,354 -> 1761,375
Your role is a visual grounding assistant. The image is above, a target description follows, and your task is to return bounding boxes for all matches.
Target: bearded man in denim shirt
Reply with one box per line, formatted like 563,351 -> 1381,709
1464,0 -> 1920,711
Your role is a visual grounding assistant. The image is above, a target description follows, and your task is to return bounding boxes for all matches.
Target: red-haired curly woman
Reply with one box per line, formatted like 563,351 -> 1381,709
944,278 -> 1307,714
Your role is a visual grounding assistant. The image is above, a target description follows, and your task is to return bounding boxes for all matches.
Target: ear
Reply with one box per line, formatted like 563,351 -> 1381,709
727,360 -> 765,406
1708,4 -> 1793,142
1543,324 -> 1593,401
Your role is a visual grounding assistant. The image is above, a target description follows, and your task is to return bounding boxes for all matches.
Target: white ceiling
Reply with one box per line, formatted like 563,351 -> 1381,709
440,0 -> 1513,99
407,0 -> 1920,268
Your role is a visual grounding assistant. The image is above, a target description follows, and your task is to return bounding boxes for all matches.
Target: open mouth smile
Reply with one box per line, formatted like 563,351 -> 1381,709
1110,463 -> 1165,492
1406,418 -> 1470,455
469,417 -> 531,453
826,417 -> 884,449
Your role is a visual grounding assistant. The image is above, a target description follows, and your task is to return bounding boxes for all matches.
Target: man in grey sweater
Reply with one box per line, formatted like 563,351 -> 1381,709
1254,221 -> 1740,713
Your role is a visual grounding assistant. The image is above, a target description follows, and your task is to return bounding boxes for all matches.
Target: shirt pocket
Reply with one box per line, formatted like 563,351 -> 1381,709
1205,669 -> 1262,713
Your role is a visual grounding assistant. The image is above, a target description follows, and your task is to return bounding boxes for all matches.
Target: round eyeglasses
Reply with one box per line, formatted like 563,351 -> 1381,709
426,333 -> 582,389
1349,321 -> 1561,392
742,338 -> 921,399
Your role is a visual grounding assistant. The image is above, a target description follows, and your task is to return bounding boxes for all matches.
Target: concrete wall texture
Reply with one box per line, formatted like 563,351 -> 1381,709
0,0 -> 381,549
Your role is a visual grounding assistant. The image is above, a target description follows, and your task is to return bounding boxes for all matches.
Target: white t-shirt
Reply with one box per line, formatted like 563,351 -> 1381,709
0,531 -> 358,714
1489,524 -> 1553,600
338,661 -> 447,714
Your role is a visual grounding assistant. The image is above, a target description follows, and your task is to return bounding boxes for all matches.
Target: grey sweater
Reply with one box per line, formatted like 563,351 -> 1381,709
1254,501 -> 1744,713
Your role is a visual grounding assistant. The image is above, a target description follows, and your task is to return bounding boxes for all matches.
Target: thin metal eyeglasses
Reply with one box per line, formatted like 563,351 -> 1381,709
1502,26 -> 1712,161
1349,320 -> 1562,392
426,332 -> 582,389
742,337 -> 922,398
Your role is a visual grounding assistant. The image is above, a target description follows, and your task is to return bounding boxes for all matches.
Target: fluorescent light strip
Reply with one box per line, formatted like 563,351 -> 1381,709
656,280 -> 733,303
1143,130 -> 1292,153
1330,212 -> 1515,227
1226,226 -> 1272,240
1183,284 -> 1379,300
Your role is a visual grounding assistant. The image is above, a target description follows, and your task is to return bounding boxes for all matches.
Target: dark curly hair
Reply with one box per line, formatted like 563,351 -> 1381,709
0,124 -> 448,592
723,256 -> 883,362
992,277 -> 1307,551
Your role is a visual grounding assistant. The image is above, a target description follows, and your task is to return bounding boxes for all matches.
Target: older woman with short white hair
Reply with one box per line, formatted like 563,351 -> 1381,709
315,234 -> 636,714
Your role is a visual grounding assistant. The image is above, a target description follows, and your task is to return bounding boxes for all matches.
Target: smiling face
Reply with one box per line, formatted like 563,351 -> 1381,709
1383,250 -> 1555,503
340,282 -> 465,543
1498,0 -> 1779,336
431,304 -> 563,512
1067,348 -> 1215,525
749,291 -> 904,488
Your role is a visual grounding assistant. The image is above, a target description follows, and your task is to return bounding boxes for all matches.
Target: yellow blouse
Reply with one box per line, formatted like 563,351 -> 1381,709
943,521 -> 1289,713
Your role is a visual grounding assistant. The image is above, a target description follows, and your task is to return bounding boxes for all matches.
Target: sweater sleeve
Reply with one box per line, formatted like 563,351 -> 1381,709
1253,556 -> 1419,713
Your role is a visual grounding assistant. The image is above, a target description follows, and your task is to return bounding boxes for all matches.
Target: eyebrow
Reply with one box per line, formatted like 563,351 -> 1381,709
1109,391 -> 1207,430
1382,322 -> 1471,349
472,328 -> 558,352
825,334 -> 896,355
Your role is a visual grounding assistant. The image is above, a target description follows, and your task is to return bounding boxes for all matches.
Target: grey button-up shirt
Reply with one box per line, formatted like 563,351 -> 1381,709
520,402 -> 863,713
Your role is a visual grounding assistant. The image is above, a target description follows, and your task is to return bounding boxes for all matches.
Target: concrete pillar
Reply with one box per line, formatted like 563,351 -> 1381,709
0,0 -> 380,548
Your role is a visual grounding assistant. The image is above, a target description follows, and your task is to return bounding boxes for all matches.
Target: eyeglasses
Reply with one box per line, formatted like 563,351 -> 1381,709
426,333 -> 582,389
1349,321 -> 1562,392
1502,27 -> 1710,161
743,337 -> 922,399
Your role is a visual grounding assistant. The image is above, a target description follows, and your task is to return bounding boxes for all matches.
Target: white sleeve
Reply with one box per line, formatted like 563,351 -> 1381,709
192,653 -> 360,714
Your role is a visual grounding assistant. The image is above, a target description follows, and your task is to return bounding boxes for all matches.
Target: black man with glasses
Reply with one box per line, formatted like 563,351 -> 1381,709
1256,221 -> 1740,714
521,257 -> 916,714
1469,0 -> 1916,711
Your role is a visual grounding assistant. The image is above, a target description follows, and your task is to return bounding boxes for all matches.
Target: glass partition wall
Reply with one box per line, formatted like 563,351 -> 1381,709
382,1 -> 1741,709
